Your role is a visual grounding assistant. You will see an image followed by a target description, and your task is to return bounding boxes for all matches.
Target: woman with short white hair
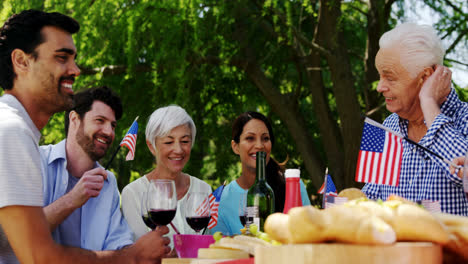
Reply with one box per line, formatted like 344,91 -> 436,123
121,105 -> 211,253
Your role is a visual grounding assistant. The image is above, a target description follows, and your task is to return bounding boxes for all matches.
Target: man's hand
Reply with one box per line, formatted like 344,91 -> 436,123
68,167 -> 108,208
450,156 -> 465,179
128,225 -> 171,264
419,65 -> 452,128
44,167 -> 108,231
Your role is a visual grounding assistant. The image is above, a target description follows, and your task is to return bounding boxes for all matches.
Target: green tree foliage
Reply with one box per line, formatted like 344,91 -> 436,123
1,0 -> 466,193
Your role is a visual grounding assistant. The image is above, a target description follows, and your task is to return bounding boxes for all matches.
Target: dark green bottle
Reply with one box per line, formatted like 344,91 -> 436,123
246,151 -> 275,231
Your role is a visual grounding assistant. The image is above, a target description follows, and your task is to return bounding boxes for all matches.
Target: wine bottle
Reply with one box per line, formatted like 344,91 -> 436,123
246,151 -> 275,231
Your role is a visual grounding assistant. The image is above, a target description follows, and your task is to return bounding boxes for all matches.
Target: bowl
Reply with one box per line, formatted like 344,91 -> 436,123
173,234 -> 215,258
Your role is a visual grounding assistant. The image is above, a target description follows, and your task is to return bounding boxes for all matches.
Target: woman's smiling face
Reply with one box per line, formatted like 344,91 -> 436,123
152,124 -> 192,175
232,119 -> 272,172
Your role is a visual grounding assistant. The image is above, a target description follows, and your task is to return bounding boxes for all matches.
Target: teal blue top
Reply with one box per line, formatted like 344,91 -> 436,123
211,179 -> 310,235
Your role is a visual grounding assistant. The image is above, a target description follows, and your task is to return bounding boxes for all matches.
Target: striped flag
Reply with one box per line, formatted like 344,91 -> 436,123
355,118 -> 403,186
318,174 -> 338,209
207,184 -> 225,229
318,174 -> 338,196
120,119 -> 138,161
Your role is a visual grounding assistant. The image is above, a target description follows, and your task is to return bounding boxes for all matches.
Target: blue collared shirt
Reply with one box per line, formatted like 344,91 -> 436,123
40,140 -> 134,250
363,89 -> 468,215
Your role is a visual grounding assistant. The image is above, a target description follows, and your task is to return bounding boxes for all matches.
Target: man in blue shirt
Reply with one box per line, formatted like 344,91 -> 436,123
362,23 -> 468,215
41,86 -> 132,250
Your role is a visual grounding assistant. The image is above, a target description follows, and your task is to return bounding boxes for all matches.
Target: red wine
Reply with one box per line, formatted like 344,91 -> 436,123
142,214 -> 157,230
149,209 -> 176,226
186,216 -> 210,232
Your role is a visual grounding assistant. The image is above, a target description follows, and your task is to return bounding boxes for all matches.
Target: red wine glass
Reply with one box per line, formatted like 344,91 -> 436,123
147,179 -> 177,227
141,186 -> 157,230
185,192 -> 211,234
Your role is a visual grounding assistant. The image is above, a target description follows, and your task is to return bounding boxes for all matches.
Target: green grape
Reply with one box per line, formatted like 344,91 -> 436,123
271,240 -> 282,246
249,224 -> 258,236
258,232 -> 271,242
213,231 -> 223,241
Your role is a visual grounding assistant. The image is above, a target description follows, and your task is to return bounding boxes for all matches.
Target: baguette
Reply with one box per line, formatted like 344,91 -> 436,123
390,203 -> 449,244
287,206 -> 328,243
325,205 -> 396,245
264,213 -> 291,244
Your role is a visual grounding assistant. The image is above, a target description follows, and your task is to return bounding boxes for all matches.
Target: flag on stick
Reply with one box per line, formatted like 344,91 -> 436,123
319,171 -> 339,209
318,173 -> 338,196
120,117 -> 139,161
355,118 -> 403,186
207,183 -> 225,229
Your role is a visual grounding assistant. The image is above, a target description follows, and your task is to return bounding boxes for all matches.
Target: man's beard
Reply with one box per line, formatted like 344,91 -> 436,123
76,122 -> 107,161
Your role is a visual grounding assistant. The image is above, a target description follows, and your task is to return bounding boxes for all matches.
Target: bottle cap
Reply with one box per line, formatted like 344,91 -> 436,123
285,169 -> 300,178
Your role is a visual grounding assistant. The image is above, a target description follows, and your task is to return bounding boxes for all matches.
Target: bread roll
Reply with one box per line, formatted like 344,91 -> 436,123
287,206 -> 328,243
338,188 -> 367,200
434,212 -> 468,228
391,203 -> 449,244
325,205 -> 396,245
264,213 -> 291,244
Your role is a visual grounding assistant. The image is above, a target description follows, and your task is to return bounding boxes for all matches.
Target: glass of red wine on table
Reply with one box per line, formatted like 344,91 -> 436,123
185,192 -> 211,234
145,179 -> 177,229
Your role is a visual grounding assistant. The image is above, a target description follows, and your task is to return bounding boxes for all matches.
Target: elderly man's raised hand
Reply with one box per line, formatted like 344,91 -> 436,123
419,65 -> 452,106
129,225 -> 172,263
419,65 -> 452,127
69,167 -> 108,208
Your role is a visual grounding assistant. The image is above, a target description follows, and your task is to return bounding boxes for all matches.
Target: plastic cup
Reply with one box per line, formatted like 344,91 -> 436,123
173,234 -> 215,258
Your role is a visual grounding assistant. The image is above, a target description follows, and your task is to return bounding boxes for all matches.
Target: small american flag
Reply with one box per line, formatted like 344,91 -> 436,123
120,118 -> 138,161
318,174 -> 338,209
355,118 -> 403,186
207,184 -> 225,229
318,174 -> 338,196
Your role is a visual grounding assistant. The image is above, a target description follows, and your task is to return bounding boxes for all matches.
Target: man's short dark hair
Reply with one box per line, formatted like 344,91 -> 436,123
0,9 -> 80,90
65,86 -> 123,135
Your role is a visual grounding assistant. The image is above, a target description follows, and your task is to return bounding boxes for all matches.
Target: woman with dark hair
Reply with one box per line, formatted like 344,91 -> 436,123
211,111 -> 310,235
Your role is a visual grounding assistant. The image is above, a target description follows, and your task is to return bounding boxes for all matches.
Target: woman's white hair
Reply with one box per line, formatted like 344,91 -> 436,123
379,22 -> 445,78
145,105 -> 196,149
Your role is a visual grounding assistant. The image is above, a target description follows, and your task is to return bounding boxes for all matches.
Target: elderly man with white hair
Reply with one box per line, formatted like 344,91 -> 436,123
362,22 -> 468,216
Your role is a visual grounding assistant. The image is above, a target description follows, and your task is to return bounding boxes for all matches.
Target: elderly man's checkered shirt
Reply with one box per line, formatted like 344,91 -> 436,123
363,89 -> 468,216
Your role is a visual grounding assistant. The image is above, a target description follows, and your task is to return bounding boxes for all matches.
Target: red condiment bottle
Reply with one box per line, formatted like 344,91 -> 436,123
283,169 -> 302,214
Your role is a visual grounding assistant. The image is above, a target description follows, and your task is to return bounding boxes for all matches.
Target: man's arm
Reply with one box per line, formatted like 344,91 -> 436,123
44,167 -> 107,231
0,205 -> 171,264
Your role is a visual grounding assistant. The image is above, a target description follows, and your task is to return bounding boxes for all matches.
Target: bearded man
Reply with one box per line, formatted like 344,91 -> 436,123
40,86 -> 134,250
